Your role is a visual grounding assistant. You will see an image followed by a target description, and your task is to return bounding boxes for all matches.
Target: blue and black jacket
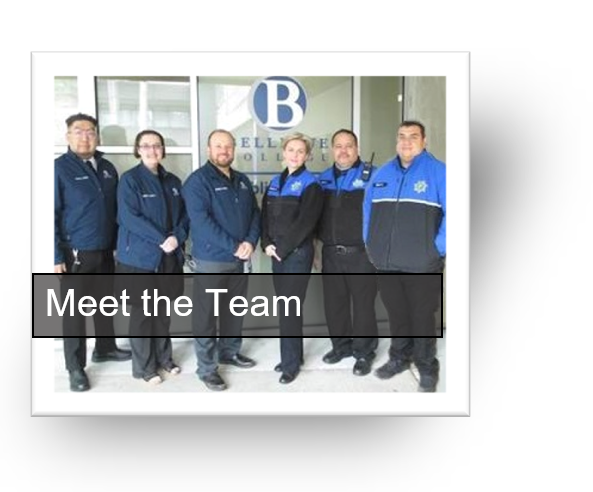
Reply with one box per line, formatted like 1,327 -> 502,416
363,150 -> 446,273
54,149 -> 118,264
317,158 -> 374,246
182,161 -> 261,263
116,163 -> 188,271
261,165 -> 323,260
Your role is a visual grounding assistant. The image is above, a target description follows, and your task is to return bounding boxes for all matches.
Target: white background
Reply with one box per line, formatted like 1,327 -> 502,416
4,1 -> 592,491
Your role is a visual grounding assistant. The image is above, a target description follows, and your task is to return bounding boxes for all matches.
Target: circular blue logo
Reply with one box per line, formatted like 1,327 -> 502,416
249,76 -> 307,132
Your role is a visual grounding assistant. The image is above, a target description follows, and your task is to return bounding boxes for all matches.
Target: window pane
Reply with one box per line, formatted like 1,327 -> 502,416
97,77 -> 191,146
54,77 -> 78,145
359,77 -> 403,166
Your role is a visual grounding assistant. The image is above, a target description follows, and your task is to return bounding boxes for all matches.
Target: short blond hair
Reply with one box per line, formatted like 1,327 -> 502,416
281,132 -> 312,155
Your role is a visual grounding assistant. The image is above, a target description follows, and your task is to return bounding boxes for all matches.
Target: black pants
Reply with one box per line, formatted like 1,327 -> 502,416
192,273 -> 247,377
389,337 -> 439,376
61,249 -> 117,371
129,306 -> 174,379
115,259 -> 182,379
272,243 -> 313,375
378,273 -> 441,376
322,247 -> 379,358
273,275 -> 311,375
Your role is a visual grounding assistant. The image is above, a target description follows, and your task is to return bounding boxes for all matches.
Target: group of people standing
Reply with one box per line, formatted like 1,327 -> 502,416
54,113 -> 445,394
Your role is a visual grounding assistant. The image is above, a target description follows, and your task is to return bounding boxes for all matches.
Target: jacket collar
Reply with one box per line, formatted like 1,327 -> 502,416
280,164 -> 307,189
67,148 -> 104,164
332,157 -> 362,179
281,163 -> 307,179
138,162 -> 168,179
394,149 -> 429,170
206,160 -> 235,182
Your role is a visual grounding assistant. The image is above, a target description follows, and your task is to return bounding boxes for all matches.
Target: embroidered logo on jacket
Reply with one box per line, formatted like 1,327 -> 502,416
352,179 -> 364,189
290,181 -> 303,193
103,170 -> 113,179
172,187 -> 180,196
414,180 -> 428,193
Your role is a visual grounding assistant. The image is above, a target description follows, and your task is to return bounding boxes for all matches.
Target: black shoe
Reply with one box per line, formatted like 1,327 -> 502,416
91,348 -> 132,363
69,369 -> 90,392
279,371 -> 299,384
418,373 -> 439,392
322,349 -> 352,364
219,353 -> 256,368
374,359 -> 411,380
200,372 -> 227,391
353,354 -> 375,377
275,358 -> 304,373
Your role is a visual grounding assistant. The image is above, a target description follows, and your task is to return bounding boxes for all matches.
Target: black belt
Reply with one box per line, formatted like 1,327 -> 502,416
326,244 -> 366,255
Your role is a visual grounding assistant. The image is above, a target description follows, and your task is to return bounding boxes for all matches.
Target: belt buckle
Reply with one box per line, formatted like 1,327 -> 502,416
336,245 -> 347,255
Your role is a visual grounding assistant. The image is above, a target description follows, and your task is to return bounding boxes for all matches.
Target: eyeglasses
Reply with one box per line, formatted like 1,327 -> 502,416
138,144 -> 163,151
69,129 -> 97,138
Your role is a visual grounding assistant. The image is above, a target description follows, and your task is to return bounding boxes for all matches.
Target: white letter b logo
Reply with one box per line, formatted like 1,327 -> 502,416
250,76 -> 308,132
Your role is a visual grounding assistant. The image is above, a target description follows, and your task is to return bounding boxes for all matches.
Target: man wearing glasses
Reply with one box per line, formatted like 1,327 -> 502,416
55,113 -> 131,392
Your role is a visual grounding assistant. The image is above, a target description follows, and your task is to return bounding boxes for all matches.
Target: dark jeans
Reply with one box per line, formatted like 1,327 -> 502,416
61,249 -> 117,371
272,241 -> 313,375
191,271 -> 247,377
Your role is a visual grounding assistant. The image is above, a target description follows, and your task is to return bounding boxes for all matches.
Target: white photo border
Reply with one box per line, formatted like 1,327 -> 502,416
32,52 -> 469,416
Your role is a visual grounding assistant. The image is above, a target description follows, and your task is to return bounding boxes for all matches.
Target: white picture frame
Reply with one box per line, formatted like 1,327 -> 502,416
32,52 -> 469,416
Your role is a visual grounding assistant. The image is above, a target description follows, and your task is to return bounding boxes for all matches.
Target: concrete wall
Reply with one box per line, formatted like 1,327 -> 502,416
403,76 -> 446,162
404,76 -> 447,324
360,76 -> 403,165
